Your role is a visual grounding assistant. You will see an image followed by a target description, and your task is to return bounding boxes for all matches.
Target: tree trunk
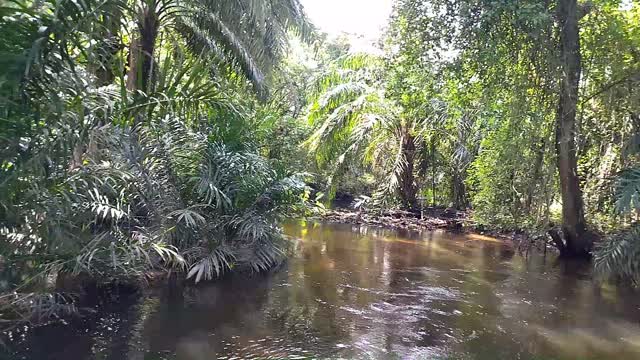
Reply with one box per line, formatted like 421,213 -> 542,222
451,169 -> 467,210
398,132 -> 418,210
525,140 -> 545,211
94,8 -> 122,86
555,0 -> 591,257
127,3 -> 159,92
431,140 -> 437,206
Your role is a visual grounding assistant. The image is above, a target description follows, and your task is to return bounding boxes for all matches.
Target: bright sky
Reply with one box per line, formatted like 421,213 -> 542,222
301,0 -> 393,52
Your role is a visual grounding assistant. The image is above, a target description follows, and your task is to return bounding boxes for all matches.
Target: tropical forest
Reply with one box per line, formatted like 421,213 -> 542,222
1,0 -> 640,359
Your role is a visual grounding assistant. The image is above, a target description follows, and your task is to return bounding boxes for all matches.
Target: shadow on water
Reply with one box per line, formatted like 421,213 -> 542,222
4,221 -> 640,359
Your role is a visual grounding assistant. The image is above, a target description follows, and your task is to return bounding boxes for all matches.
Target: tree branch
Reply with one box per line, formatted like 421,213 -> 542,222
581,73 -> 640,105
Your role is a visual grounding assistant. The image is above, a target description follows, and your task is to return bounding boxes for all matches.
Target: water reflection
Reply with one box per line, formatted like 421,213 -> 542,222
5,222 -> 640,360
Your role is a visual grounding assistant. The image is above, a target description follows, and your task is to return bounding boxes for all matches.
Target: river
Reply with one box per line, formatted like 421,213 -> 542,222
4,221 -> 640,359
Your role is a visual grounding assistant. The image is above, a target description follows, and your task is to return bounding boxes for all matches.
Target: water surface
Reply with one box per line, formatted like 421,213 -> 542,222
5,222 -> 640,359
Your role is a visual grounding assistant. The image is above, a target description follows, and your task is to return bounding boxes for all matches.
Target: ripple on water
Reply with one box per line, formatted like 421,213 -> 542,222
407,285 -> 462,301
395,266 -> 443,276
216,336 -> 318,359
9,222 -> 640,360
339,284 -> 462,302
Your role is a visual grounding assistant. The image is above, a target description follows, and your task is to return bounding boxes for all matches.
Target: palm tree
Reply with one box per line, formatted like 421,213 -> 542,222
594,161 -> 640,282
125,0 -> 311,94
304,54 -> 438,209
0,0 -> 312,319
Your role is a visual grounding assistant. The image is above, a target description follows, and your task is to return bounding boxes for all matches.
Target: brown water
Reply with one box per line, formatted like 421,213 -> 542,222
5,221 -> 640,360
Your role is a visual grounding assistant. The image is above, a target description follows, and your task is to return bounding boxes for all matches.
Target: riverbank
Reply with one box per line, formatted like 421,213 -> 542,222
318,207 -> 468,232
0,211 -> 528,334
318,208 -> 538,252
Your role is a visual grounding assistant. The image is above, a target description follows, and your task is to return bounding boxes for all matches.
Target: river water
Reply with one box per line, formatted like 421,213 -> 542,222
5,222 -> 640,359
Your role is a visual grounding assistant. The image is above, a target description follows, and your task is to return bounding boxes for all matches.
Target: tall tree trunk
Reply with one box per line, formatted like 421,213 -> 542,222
94,8 -> 122,86
398,132 -> 418,210
431,139 -> 437,206
525,140 -> 545,211
555,0 -> 591,257
451,169 -> 467,210
127,2 -> 159,92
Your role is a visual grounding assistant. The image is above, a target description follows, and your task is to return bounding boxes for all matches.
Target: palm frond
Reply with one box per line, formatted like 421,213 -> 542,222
615,168 -> 640,214
181,0 -> 312,98
594,226 -> 640,283
186,246 -> 235,283
0,292 -> 78,325
169,208 -> 207,229
236,239 -> 286,273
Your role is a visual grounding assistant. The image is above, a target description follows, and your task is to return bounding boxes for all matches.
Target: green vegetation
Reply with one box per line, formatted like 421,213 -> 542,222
1,0 -> 640,324
305,1 -> 639,272
0,0 -> 315,320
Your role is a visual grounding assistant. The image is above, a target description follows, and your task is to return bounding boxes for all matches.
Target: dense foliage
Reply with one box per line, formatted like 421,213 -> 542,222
0,0 -> 314,321
2,0 -> 640,325
303,1 -> 639,270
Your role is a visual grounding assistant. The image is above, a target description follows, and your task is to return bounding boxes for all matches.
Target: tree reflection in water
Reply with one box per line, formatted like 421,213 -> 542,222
5,222 -> 640,360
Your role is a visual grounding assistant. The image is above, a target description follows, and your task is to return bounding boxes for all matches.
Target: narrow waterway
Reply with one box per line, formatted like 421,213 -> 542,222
5,222 -> 640,359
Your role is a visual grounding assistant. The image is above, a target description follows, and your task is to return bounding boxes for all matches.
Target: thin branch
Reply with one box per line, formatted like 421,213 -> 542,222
580,73 -> 640,105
